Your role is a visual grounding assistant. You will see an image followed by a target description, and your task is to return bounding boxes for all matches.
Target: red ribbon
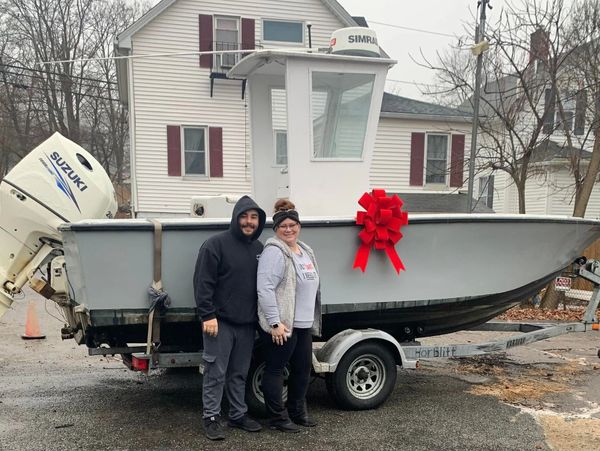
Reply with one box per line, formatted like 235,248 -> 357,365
353,189 -> 408,274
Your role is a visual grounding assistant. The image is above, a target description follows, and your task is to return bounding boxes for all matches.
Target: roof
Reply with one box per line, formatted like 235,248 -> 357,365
395,192 -> 494,213
381,92 -> 472,122
116,0 -> 358,50
530,139 -> 591,163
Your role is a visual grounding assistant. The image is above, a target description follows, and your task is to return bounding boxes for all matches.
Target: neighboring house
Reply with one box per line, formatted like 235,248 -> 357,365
471,29 -> 599,217
494,140 -> 600,217
115,0 -> 472,217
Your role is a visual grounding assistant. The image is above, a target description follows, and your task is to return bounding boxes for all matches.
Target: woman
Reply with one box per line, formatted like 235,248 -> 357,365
257,199 -> 321,433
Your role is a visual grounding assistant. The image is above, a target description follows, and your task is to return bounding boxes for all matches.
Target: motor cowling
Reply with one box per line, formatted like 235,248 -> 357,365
0,132 -> 117,317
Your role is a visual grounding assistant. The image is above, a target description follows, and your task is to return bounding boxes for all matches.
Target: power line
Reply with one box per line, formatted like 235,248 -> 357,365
386,78 -> 442,88
0,68 -> 117,94
0,62 -> 118,86
369,21 -> 457,38
1,79 -> 121,102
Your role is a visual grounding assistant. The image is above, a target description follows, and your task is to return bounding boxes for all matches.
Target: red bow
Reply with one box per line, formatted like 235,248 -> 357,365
353,189 -> 408,274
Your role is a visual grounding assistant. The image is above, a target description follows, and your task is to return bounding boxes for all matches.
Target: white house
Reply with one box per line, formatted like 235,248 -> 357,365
472,29 -> 600,218
115,0 -> 473,217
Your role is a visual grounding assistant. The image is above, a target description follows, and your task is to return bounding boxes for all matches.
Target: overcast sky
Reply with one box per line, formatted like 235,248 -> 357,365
337,0 -> 482,102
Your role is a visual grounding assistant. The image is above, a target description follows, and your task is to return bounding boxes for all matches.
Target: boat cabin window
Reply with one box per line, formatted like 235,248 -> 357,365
182,126 -> 208,176
425,134 -> 449,184
311,72 -> 375,160
271,88 -> 288,166
274,130 -> 288,165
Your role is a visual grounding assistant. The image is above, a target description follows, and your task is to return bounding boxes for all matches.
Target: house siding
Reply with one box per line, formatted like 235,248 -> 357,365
130,0 -> 346,215
524,175 -> 550,215
369,118 -> 471,193
490,170 -> 549,214
548,169 -> 600,219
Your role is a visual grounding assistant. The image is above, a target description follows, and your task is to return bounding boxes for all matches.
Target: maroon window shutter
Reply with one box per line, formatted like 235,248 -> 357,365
199,14 -> 213,68
450,134 -> 465,187
241,18 -> 255,52
409,132 -> 425,186
209,127 -> 223,177
167,125 -> 181,176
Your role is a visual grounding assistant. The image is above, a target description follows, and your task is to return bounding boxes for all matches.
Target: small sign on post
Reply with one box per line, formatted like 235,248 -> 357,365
554,276 -> 572,292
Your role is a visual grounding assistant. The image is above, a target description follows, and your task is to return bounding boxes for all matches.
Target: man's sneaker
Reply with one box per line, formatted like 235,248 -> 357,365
269,420 -> 301,433
228,415 -> 262,432
203,415 -> 225,440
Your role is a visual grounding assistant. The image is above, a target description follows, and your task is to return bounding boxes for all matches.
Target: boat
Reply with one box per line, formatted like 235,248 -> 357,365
1,29 -> 599,351
55,212 -> 599,348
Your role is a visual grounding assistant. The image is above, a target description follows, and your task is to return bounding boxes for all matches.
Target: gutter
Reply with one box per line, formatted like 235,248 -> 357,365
114,42 -> 129,108
380,111 -> 472,123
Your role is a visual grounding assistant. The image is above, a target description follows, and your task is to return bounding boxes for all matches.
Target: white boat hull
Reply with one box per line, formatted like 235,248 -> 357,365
59,214 -> 600,342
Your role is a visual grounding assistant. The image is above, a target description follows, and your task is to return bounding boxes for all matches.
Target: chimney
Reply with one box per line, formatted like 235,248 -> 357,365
529,28 -> 549,63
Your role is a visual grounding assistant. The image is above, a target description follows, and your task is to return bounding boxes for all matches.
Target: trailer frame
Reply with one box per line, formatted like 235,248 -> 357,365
89,258 -> 600,411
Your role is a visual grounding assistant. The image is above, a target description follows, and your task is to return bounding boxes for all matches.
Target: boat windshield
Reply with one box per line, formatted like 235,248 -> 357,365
311,72 -> 375,160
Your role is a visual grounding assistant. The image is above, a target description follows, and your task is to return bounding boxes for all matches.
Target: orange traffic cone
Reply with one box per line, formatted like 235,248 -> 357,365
21,301 -> 46,340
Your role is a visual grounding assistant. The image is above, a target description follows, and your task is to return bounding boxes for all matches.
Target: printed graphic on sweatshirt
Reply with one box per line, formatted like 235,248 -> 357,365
296,261 -> 317,281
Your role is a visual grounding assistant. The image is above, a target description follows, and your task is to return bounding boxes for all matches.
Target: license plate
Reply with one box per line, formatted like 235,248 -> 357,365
554,277 -> 572,291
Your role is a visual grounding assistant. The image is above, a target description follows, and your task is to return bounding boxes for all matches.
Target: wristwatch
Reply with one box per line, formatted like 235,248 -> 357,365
271,323 -> 279,329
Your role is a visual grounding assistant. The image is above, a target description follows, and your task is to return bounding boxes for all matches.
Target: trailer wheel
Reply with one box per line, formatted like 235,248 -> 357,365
245,358 -> 289,417
326,342 -> 397,410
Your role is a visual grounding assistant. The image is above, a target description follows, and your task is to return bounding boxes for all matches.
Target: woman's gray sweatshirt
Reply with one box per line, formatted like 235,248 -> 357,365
257,237 -> 322,336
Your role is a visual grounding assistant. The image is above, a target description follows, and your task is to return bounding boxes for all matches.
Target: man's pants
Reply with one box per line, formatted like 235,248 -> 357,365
202,321 -> 255,420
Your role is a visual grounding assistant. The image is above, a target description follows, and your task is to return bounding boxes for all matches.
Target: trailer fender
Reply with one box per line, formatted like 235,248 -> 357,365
314,328 -> 418,373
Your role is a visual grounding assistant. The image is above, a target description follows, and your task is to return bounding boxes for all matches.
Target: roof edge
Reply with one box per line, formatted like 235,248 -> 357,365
116,0 -> 178,50
320,0 -> 359,27
380,111 -> 472,123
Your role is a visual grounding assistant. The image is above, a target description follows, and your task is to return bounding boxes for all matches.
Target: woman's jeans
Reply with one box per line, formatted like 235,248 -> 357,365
260,327 -> 312,423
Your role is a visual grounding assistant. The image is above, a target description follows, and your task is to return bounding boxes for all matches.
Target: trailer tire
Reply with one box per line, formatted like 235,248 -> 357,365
326,342 -> 397,410
245,358 -> 290,417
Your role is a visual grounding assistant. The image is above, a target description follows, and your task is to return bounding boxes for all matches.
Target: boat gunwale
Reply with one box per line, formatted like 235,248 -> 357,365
59,214 -> 600,232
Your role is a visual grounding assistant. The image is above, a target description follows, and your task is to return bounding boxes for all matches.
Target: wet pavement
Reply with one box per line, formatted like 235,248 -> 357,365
1,295 -> 599,450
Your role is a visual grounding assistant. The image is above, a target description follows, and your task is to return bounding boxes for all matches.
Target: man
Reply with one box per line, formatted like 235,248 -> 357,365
193,196 -> 266,440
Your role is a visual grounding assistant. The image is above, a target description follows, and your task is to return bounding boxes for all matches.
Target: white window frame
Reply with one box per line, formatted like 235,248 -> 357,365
555,91 -> 575,132
181,126 -> 208,177
273,129 -> 288,167
213,15 -> 240,72
424,133 -> 450,186
262,18 -> 305,45
478,175 -> 494,209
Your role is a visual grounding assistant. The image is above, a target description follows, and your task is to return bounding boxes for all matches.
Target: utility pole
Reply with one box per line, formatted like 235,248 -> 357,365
467,0 -> 491,212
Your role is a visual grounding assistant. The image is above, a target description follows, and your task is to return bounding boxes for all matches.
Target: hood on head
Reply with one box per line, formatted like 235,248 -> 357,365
230,195 -> 266,241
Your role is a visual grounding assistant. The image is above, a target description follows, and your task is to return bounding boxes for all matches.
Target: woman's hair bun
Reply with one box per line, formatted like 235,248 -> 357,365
274,198 -> 295,213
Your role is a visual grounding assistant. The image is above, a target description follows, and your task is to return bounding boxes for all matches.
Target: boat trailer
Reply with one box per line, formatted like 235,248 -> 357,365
90,258 -> 599,411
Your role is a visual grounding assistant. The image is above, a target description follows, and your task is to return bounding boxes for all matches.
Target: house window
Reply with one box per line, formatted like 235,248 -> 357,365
183,127 -> 207,175
311,72 -> 375,160
263,20 -> 303,43
274,130 -> 288,165
214,16 -> 239,71
478,175 -> 494,209
425,134 -> 449,184
555,91 -> 575,131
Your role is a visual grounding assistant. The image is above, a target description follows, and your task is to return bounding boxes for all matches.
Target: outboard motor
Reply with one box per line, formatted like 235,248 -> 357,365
0,132 -> 117,317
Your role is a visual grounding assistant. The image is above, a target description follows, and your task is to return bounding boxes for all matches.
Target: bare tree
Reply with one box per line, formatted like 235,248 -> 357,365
565,0 -> 600,217
0,0 -> 148,184
423,0 -> 577,213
